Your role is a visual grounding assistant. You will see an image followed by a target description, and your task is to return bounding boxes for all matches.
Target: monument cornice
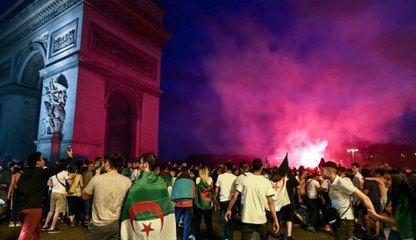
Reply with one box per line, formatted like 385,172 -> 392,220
78,54 -> 162,98
0,0 -> 82,55
40,54 -> 79,79
88,24 -> 156,80
85,0 -> 171,50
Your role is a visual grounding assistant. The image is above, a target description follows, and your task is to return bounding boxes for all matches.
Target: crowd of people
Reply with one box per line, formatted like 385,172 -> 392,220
0,150 -> 416,240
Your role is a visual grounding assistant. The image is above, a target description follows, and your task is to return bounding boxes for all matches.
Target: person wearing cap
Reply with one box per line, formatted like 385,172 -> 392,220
321,161 -> 375,240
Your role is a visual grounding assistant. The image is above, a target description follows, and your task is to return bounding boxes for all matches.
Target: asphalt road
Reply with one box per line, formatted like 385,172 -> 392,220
0,213 -> 334,240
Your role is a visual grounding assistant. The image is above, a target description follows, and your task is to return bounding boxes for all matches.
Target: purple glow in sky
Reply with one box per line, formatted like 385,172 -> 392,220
1,1 -> 414,165
158,0 -> 416,165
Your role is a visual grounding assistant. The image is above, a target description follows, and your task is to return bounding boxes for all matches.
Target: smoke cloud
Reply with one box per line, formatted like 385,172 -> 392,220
194,0 -> 416,166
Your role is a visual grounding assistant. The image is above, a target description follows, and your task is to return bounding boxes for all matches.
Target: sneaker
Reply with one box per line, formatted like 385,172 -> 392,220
287,237 -> 295,240
277,233 -> 285,240
306,226 -> 316,233
8,222 -> 15,227
41,226 -> 49,231
15,222 -> 22,227
189,235 -> 196,240
70,222 -> 76,228
47,228 -> 62,233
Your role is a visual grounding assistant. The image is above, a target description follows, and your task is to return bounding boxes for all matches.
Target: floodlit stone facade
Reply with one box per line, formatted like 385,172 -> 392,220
0,0 -> 170,161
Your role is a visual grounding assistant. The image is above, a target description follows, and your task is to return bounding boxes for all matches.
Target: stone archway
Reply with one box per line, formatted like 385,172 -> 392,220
105,93 -> 134,161
14,52 -> 44,158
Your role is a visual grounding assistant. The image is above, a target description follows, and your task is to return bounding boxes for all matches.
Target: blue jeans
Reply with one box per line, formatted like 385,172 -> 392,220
220,201 -> 233,240
84,199 -> 92,217
175,207 -> 192,240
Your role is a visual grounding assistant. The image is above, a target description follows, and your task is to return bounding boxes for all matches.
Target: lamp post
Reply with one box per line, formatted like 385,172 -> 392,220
347,148 -> 359,162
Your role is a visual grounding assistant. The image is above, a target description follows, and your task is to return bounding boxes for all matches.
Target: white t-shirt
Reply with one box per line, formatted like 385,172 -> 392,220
84,173 -> 132,226
329,175 -> 357,220
270,177 -> 291,211
352,172 -> 364,204
215,172 -> 237,202
352,172 -> 364,189
50,170 -> 70,194
234,172 -> 252,203
321,178 -> 330,190
130,169 -> 140,181
306,178 -> 320,199
196,177 -> 213,185
236,174 -> 275,224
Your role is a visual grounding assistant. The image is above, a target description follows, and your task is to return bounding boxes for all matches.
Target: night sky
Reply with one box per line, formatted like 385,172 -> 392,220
1,1 -> 415,166
156,0 -> 416,166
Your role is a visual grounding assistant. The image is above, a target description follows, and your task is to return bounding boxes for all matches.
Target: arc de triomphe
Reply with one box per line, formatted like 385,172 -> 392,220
0,0 -> 170,162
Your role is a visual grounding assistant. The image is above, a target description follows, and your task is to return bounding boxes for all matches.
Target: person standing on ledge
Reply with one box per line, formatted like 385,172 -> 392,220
16,148 -> 73,240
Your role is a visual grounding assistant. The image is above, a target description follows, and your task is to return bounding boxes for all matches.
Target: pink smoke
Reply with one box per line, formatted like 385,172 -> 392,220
198,1 -> 416,167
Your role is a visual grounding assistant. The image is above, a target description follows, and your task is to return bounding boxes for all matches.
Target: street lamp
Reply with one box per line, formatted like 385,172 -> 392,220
347,149 -> 359,162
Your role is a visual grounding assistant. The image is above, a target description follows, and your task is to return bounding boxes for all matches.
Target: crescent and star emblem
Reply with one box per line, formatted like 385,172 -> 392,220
128,201 -> 165,236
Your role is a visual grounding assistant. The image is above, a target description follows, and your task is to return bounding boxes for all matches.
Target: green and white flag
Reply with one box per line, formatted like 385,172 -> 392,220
121,172 -> 176,240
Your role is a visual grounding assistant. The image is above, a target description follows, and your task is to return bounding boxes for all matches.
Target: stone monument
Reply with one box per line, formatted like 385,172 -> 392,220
0,0 -> 170,161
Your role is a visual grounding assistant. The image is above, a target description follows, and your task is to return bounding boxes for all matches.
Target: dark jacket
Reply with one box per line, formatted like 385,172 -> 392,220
16,157 -> 71,211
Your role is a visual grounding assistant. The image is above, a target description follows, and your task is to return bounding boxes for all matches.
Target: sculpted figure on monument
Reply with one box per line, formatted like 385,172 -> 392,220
42,75 -> 68,135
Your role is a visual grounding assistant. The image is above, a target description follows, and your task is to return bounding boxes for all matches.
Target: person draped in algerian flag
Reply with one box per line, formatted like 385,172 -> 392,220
269,153 -> 297,240
191,165 -> 214,239
120,152 -> 176,240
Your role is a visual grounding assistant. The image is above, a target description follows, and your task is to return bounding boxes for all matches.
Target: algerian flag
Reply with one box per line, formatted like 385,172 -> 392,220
121,172 -> 176,240
195,180 -> 213,210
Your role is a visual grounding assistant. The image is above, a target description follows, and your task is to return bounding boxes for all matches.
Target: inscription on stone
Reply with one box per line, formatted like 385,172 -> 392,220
89,24 -> 156,80
50,20 -> 78,57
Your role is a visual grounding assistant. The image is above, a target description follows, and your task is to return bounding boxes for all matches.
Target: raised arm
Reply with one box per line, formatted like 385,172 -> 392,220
353,189 -> 375,212
43,149 -> 73,178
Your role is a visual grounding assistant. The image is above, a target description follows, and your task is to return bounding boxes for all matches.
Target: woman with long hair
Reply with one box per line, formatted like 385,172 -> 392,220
67,165 -> 84,228
368,169 -> 416,240
191,165 -> 214,239
7,163 -> 23,227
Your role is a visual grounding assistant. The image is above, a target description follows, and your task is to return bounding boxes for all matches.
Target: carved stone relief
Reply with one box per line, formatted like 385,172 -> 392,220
42,74 -> 68,135
0,0 -> 81,51
33,33 -> 49,52
50,19 -> 78,57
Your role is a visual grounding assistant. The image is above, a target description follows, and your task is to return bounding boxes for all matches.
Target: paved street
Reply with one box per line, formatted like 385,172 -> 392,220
1,213 -> 334,240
